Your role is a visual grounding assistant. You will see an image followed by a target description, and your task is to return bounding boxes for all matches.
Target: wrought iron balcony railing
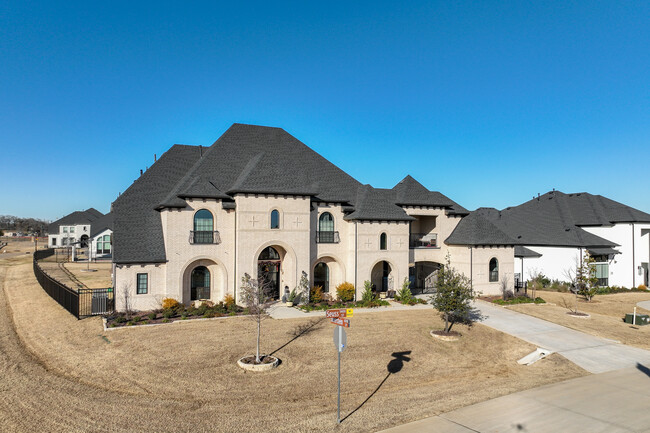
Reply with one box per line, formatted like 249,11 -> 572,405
409,233 -> 438,248
316,231 -> 340,244
189,231 -> 221,245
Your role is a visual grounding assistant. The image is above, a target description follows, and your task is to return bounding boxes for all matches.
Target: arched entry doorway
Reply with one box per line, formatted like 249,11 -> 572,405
191,266 -> 210,301
258,246 -> 281,300
80,234 -> 89,248
371,261 -> 393,293
314,262 -> 329,293
409,261 -> 442,294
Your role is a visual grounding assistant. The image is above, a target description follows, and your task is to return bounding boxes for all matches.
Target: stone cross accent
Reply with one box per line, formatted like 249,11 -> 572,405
293,217 -> 302,228
364,239 -> 372,249
395,238 -> 404,248
249,215 -> 259,227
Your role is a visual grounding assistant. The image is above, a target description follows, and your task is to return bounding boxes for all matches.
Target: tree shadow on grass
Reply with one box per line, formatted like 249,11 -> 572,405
269,317 -> 326,356
341,351 -> 411,422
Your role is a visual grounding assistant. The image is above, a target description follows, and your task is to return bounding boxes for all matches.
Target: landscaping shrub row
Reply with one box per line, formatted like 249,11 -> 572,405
107,297 -> 246,327
493,296 -> 546,305
299,299 -> 390,312
595,285 -> 648,295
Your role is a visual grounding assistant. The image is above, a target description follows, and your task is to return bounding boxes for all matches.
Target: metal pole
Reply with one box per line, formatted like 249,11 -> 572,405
337,342 -> 341,424
633,307 -> 637,326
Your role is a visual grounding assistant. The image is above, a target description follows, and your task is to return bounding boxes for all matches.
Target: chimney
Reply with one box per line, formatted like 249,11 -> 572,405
154,153 -> 157,162
140,169 -> 143,176
200,145 -> 203,157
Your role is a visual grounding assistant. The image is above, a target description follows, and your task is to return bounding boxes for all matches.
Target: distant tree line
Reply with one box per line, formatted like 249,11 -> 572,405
0,215 -> 50,235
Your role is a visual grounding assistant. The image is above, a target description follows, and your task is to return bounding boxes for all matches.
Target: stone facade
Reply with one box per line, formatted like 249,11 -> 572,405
115,196 -> 509,311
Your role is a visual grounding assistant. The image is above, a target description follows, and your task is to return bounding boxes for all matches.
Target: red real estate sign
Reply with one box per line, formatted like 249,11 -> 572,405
329,317 -> 350,328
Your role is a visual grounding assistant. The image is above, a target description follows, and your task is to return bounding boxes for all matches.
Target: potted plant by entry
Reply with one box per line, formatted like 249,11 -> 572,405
286,288 -> 298,307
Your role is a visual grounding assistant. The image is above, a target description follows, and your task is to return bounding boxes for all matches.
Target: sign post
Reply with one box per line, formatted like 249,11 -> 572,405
329,308 -> 351,424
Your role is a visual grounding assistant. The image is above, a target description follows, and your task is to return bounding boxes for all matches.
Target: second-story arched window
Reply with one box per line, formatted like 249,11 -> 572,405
270,209 -> 280,229
380,233 -> 387,250
489,258 -> 499,282
319,212 -> 334,232
193,209 -> 214,244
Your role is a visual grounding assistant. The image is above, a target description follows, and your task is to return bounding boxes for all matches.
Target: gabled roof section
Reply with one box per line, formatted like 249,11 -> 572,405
90,212 -> 114,238
515,246 -> 542,258
178,177 -> 230,200
445,211 -> 516,246
112,144 -> 203,264
48,208 -> 104,233
392,175 -> 456,208
163,124 -> 362,204
344,185 -> 415,222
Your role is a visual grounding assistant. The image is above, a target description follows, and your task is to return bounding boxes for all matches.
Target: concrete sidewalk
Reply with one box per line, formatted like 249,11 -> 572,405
637,300 -> 650,310
475,300 -> 650,373
380,366 -> 650,433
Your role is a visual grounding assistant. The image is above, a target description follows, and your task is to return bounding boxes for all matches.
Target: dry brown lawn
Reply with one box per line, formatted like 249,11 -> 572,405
37,257 -> 112,289
507,290 -> 650,350
0,256 -> 587,433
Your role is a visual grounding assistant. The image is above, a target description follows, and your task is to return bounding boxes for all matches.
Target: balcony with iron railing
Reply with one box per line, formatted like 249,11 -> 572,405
189,231 -> 221,245
316,231 -> 340,244
409,233 -> 438,248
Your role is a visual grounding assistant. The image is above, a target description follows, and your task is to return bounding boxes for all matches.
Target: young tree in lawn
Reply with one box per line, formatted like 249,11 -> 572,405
240,273 -> 275,363
576,250 -> 599,302
431,255 -> 478,333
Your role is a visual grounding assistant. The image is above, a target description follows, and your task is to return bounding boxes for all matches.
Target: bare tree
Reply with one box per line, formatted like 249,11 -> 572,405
500,273 -> 512,300
121,282 -> 132,318
240,273 -> 275,363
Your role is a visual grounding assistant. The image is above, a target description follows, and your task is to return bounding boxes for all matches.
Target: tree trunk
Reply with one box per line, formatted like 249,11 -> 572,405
256,317 -> 261,364
447,321 -> 454,333
444,312 -> 449,333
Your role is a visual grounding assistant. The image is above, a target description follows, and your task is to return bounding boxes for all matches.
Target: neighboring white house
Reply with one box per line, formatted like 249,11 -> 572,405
89,212 -> 114,260
111,124 -> 515,312
48,208 -> 105,248
476,191 -> 650,289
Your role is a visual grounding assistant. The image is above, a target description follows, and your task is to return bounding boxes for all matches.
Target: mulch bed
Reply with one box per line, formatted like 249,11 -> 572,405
240,355 -> 277,365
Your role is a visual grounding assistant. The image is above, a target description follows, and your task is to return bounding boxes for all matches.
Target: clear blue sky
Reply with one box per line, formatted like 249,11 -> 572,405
2,1 -> 649,221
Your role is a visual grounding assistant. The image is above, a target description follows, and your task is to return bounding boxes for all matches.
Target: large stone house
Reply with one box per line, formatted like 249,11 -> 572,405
112,124 -> 515,311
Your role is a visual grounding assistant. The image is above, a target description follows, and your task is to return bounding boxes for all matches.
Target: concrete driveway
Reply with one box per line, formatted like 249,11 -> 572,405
380,365 -> 650,433
475,300 -> 650,374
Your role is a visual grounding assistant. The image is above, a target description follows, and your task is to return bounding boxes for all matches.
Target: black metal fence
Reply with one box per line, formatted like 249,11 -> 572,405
33,248 -> 114,319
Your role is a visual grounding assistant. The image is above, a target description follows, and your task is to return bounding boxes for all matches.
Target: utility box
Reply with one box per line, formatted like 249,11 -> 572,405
624,314 -> 650,326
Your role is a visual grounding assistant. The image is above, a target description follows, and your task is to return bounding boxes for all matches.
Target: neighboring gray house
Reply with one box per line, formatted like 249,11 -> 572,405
89,212 -> 114,260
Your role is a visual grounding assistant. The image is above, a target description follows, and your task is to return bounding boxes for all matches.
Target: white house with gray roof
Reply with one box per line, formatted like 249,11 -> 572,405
471,191 -> 650,289
48,208 -> 104,249
111,124 -> 515,311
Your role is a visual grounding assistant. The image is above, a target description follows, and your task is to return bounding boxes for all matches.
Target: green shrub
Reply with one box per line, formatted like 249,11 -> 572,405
162,318 -> 170,323
361,281 -> 376,305
162,309 -> 174,319
148,312 -> 157,320
395,278 -> 413,304
132,316 -> 141,323
223,294 -> 236,311
336,282 -> 355,302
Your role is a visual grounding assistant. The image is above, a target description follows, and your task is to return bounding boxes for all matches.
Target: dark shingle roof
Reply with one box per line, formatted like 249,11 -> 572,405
90,212 -> 114,238
344,186 -> 415,222
113,124 -> 470,262
48,208 -> 104,233
471,190 -> 648,248
445,211 -> 516,246
514,245 -> 542,258
113,144 -> 204,263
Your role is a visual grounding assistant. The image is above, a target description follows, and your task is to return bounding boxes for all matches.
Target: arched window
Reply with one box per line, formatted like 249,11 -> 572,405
270,209 -> 280,229
380,233 -> 387,250
96,234 -> 111,254
314,262 -> 330,292
191,266 -> 210,300
193,209 -> 214,244
489,258 -> 499,282
319,212 -> 334,231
